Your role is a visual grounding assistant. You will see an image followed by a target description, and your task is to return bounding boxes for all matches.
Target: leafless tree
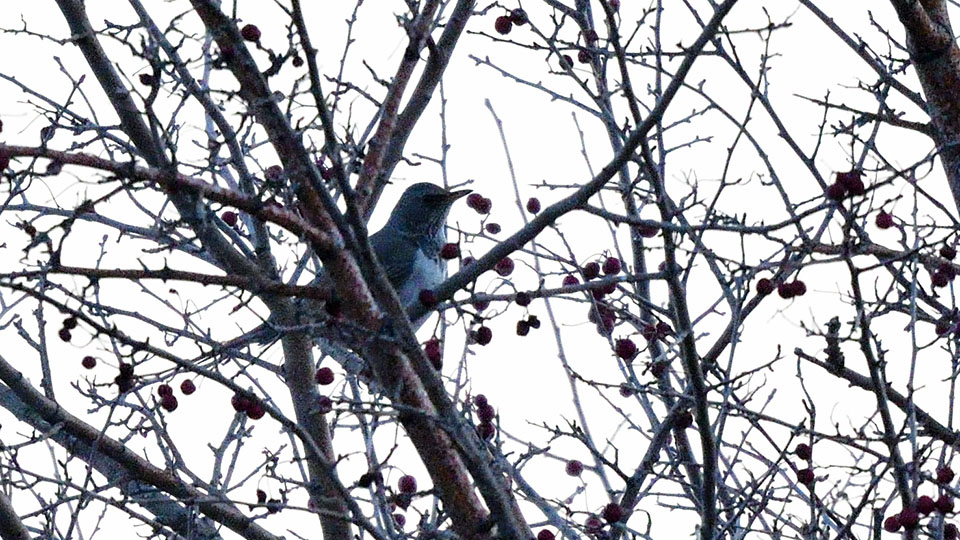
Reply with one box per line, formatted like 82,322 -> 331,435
2,1 -> 960,540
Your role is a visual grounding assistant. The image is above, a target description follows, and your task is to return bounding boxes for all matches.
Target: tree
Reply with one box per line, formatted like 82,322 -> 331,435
1,1 -> 959,539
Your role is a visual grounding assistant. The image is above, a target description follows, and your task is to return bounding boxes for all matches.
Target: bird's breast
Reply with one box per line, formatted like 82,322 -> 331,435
396,248 -> 446,306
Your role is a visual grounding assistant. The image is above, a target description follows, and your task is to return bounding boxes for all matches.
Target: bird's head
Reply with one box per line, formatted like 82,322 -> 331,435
385,183 -> 470,236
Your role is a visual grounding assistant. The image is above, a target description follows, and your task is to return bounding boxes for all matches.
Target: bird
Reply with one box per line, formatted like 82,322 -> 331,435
227,182 -> 470,347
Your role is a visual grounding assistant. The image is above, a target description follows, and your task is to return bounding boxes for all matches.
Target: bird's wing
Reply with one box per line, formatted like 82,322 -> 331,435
369,229 -> 418,288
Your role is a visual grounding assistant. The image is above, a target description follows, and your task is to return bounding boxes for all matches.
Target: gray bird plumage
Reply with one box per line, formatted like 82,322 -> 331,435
227,182 -> 469,347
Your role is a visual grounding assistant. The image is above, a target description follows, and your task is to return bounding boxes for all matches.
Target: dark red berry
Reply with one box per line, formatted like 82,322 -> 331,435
619,384 -> 634,397
58,328 -> 72,342
138,73 -> 156,86
900,508 -> 920,529
81,356 -> 96,369
515,291 -> 532,306
946,523 -> 958,540
232,393 -> 251,413
836,170 -> 865,195
585,515 -> 603,533
560,55 -> 573,69
477,421 -> 496,439
883,515 -> 901,533
876,210 -> 894,229
938,495 -> 955,514
315,367 -> 335,385
398,474 -> 417,494
440,243 -> 459,259
477,403 -> 496,422
795,443 -> 812,461
418,289 -> 438,306
562,274 -> 579,287
650,361 -> 669,378
292,55 -> 304,67
756,278 -> 775,295
180,380 -> 196,395
945,246 -> 959,261
526,197 -> 541,214
603,257 -> 622,275
317,395 -> 333,414
510,8 -> 528,25
918,495 -> 936,515
792,280 -> 807,296
934,271 -> 951,288
565,459 -> 583,476
516,320 -> 530,336
222,211 -> 238,226
241,24 -> 261,42
609,0 -> 620,10
424,338 -> 442,369
527,314 -> 541,328
473,298 -> 490,311
461,256 -> 476,267
475,197 -> 492,214
160,393 -> 178,412
246,401 -> 266,420
466,193 -> 484,209
582,262 -> 601,280
474,326 -> 493,346
582,29 -> 599,43
485,222 -> 501,234
675,410 -> 694,429
796,467 -> 815,486
537,530 -> 555,540
601,503 -> 624,523
939,466 -> 956,484
494,15 -> 513,35
257,489 -> 267,503
62,317 -> 78,330
119,363 -> 134,378
474,394 -> 488,408
495,258 -> 515,277
614,338 -> 637,361
157,383 -> 173,397
777,282 -> 795,299
393,513 -> 406,527
638,223 -> 659,238
825,182 -> 847,201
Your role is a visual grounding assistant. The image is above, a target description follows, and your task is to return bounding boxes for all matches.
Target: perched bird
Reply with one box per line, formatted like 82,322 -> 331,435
228,182 -> 470,347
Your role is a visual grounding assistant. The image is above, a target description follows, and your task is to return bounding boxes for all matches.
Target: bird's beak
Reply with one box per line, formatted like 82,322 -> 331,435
446,189 -> 471,201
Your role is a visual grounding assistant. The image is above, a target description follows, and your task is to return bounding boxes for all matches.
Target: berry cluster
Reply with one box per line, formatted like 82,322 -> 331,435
59,316 -> 78,343
825,170 -> 866,201
794,443 -> 814,487
474,394 -> 497,440
494,9 -> 528,35
882,466 -> 956,534
231,392 -> 267,420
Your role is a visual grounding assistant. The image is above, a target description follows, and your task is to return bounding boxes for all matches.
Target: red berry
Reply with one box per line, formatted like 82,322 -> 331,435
526,197 -> 541,214
418,289 -> 438,306
939,466 -> 956,484
638,223 -> 659,238
473,298 -> 490,311
650,361 -> 669,378
516,320 -> 530,336
222,211 -> 238,226
900,508 -> 920,529
265,165 -> 283,181
474,394 -> 488,408
180,380 -> 196,395
876,210 -> 894,229
537,530 -> 555,540
475,197 -> 492,214
938,495 -> 955,514
603,257 -> 622,275
619,384 -> 634,397
945,245 -> 958,261
614,338 -> 637,361
578,49 -> 592,64
81,356 -> 96,369
516,291 -> 532,306
602,503 -> 624,523
58,328 -> 72,342
565,459 -> 584,476
777,282 -> 795,299
246,401 -> 266,420
609,0 -> 620,9
461,256 -> 476,267
527,314 -> 541,328
424,338 -> 442,369
477,421 -> 496,439
582,262 -> 601,280
796,467 -> 815,486
315,367 -> 335,385
398,475 -> 417,494
138,73 -> 156,86
510,8 -> 528,25
918,495 -> 936,515
477,403 -> 496,422
795,443 -> 812,461
825,182 -> 847,201
232,393 -> 251,412
474,326 -> 493,346
485,222 -> 501,234
584,515 -> 603,533
495,257 -> 515,276
257,489 -> 267,503
440,243 -> 459,259
756,278 -> 775,295
946,523 -> 958,540
883,515 -> 901,533
157,383 -> 173,397
119,363 -> 134,378
466,193 -> 484,209
934,271 -> 951,288
494,15 -> 513,35
160,393 -> 178,412
317,395 -> 333,414
0,150 -> 9,171
675,410 -> 694,429
791,280 -> 807,296
562,274 -> 579,286
836,170 -> 865,195
393,513 -> 406,527
292,55 -> 304,67
560,55 -> 573,69
240,24 -> 261,42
